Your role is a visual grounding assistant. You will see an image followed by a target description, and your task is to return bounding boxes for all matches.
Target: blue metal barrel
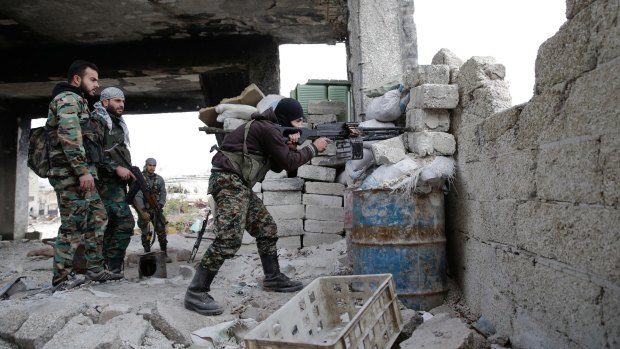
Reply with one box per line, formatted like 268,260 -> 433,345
351,189 -> 448,310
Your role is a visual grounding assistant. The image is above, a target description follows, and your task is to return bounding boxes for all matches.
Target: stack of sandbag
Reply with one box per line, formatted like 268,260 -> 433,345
198,83 -> 265,130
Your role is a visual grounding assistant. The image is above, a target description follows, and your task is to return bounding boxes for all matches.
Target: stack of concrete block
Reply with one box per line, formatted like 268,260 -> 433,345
261,177 -> 305,238
402,62 -> 458,161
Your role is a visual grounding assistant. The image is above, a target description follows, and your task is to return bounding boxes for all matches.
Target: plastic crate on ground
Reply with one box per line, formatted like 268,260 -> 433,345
244,274 -> 403,349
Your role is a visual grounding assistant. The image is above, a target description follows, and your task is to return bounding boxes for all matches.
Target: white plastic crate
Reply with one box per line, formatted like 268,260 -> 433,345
244,274 -> 403,349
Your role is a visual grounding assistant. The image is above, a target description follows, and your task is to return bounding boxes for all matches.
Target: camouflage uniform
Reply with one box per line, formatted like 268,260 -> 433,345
136,172 -> 167,250
46,83 -> 110,284
95,111 -> 135,263
200,171 -> 278,271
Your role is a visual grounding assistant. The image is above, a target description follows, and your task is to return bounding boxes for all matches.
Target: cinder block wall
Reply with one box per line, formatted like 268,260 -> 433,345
445,1 -> 619,348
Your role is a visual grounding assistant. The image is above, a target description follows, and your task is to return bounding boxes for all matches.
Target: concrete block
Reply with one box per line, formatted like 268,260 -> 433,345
535,4 -> 603,93
275,219 -> 304,236
494,150 -> 537,200
304,220 -> 344,234
304,182 -> 345,196
276,235 -> 303,249
305,205 -> 345,222
105,314 -> 150,347
405,108 -> 450,132
460,80 -> 512,118
308,101 -> 347,116
0,305 -> 29,339
409,84 -> 459,109
403,64 -> 450,89
307,114 -> 337,125
302,232 -> 343,247
310,156 -> 348,168
303,194 -> 343,208
456,56 -> 506,96
405,131 -> 456,156
151,301 -> 228,346
400,313 -> 473,349
266,205 -> 305,220
371,136 -> 407,165
42,314 -> 121,349
264,170 -> 287,179
297,165 -> 336,182
536,138 -> 603,204
431,48 -> 463,69
14,301 -> 87,349
562,58 -> 620,140
261,191 -> 301,206
516,201 -> 619,279
261,178 -> 304,191
255,192 -> 262,201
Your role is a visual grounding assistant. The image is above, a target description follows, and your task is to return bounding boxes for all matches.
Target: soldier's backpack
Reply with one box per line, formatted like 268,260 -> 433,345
27,126 -> 51,178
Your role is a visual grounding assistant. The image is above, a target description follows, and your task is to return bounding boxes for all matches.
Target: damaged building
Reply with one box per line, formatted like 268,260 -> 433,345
0,0 -> 618,348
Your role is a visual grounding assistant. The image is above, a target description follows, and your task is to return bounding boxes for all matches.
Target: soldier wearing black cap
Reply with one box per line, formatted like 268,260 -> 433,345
184,98 -> 329,316
135,157 -> 168,257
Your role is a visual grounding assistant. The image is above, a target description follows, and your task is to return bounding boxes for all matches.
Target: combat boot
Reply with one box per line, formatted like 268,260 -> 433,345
184,264 -> 223,316
106,257 -> 124,276
260,254 -> 303,292
86,269 -> 123,282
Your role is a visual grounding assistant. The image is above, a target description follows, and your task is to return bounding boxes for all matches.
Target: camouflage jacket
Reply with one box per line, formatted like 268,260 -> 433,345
46,82 -> 114,178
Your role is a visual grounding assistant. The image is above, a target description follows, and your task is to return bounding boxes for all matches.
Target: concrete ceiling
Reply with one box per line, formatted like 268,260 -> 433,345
0,0 -> 348,117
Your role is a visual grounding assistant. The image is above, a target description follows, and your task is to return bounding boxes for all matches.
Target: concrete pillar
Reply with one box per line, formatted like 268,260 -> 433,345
347,0 -> 416,120
0,115 -> 29,240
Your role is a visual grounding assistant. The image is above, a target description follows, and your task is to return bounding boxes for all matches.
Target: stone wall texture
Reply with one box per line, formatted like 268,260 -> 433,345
445,1 -> 619,348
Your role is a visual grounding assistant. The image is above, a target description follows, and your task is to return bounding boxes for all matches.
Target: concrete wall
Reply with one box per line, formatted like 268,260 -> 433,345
445,1 -> 619,348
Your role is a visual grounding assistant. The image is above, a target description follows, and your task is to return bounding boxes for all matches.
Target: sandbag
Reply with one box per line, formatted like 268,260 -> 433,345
257,94 -> 285,113
365,89 -> 403,122
215,104 -> 257,122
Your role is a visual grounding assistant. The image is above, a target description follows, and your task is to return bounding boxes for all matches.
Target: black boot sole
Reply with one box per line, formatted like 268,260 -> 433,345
184,301 -> 224,316
263,284 -> 304,293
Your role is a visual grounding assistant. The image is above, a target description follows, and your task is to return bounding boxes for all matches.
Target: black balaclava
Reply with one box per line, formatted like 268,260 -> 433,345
274,98 -> 304,127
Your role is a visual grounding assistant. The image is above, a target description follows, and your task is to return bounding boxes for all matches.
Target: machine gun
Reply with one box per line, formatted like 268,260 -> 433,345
278,122 -> 404,159
188,209 -> 211,263
109,147 -> 167,248
199,122 -> 404,160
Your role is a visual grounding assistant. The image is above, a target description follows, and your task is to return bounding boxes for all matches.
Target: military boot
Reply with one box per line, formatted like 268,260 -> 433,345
86,269 -> 123,282
184,264 -> 223,316
106,257 -> 124,276
260,254 -> 303,292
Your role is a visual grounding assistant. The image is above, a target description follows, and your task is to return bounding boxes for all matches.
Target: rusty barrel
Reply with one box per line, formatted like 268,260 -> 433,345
351,189 -> 448,310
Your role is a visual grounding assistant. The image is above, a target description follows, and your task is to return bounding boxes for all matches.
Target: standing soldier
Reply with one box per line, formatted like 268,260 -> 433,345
135,158 -> 169,259
183,98 -> 329,316
47,60 -> 132,289
92,87 -> 135,276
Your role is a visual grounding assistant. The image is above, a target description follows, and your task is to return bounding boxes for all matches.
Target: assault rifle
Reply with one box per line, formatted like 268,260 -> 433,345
109,148 -> 168,234
199,122 -> 405,160
188,209 -> 211,263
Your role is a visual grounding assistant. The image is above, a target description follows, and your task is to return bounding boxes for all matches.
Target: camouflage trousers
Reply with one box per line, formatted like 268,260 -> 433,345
97,177 -> 135,261
200,171 -> 278,272
49,176 -> 107,283
138,211 -> 167,250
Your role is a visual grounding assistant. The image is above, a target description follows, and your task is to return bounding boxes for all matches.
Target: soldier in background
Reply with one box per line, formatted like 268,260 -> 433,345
46,60 -> 132,289
135,158 -> 168,259
92,87 -> 135,276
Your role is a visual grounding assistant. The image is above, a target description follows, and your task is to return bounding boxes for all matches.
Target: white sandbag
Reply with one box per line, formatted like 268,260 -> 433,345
215,104 -> 257,122
419,156 -> 455,185
365,89 -> 402,122
257,94 -> 285,113
360,120 -> 397,149
360,157 -> 420,189
223,117 -> 249,131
